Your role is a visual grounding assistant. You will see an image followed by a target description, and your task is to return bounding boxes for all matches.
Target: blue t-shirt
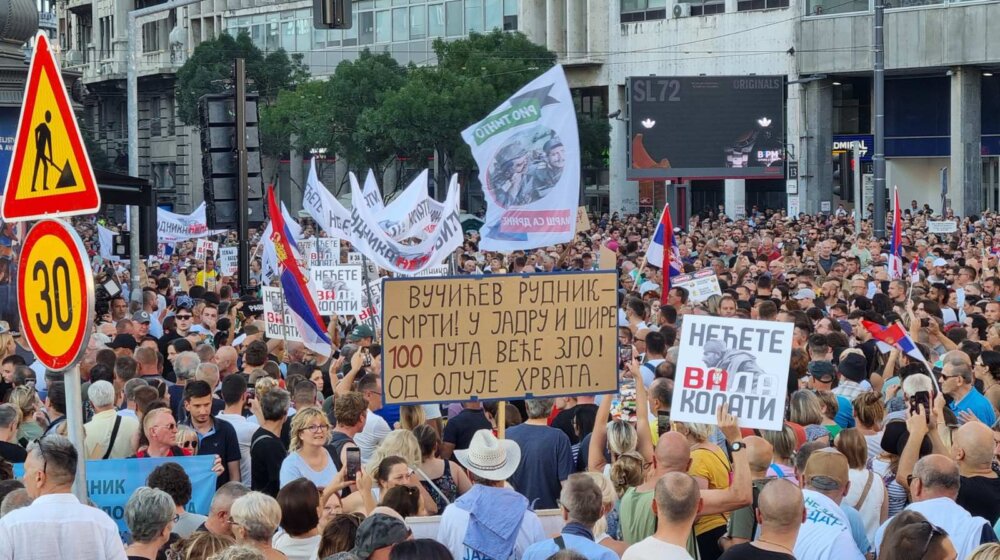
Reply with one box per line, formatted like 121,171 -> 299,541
949,389 -> 997,426
279,450 -> 338,489
506,423 -> 574,510
843,504 -> 871,554
835,395 -> 856,429
522,534 -> 618,560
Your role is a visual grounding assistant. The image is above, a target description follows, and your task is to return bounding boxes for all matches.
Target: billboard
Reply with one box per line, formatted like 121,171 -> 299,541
627,76 -> 786,180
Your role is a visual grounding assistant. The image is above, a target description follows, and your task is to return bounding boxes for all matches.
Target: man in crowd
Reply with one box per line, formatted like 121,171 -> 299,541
623,472 -> 702,560
84,380 -> 139,459
506,398 -> 574,510
441,400 -> 493,460
216,374 -> 256,485
522,474 -> 617,560
249,388 -> 289,497
941,350 -> 996,425
720,479 -> 803,560
198,481 -> 249,537
183,380 -> 241,486
793,449 -> 865,560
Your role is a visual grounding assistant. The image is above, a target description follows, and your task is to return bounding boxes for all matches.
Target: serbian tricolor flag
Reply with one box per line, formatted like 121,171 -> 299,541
862,320 -> 926,362
909,258 -> 920,284
266,186 -> 333,356
888,187 -> 904,280
647,204 -> 681,304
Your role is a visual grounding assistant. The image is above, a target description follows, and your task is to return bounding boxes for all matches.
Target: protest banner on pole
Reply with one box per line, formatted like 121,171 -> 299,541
310,265 -> 363,315
262,286 -> 303,341
194,239 -> 218,261
314,238 -> 341,267
927,220 -> 957,234
672,269 -> 722,303
359,278 -> 383,332
15,456 -> 216,541
410,264 -> 450,277
381,271 -> 618,404
218,247 -> 238,277
671,315 -> 792,430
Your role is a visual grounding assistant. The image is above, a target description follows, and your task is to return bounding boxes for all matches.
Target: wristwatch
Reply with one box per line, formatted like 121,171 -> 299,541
730,441 -> 746,453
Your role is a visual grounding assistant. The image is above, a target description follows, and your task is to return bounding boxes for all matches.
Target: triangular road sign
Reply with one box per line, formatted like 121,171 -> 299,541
1,32 -> 100,222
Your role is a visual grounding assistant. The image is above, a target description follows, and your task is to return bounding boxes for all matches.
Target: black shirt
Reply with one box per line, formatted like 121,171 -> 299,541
958,475 -> 1000,524
187,417 -> 241,488
552,404 -> 599,445
0,441 -> 26,463
719,543 -> 795,560
443,408 -> 492,452
250,427 -> 287,498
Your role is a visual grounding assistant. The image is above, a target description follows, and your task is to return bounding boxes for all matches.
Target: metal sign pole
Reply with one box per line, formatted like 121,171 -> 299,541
63,367 -> 88,501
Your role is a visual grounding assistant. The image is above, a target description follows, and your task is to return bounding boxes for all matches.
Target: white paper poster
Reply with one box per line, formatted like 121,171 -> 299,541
461,65 -> 580,251
194,239 -> 218,261
313,238 -> 341,267
927,220 -> 958,234
671,316 -> 792,431
218,247 -> 238,277
262,286 -> 303,342
672,269 -> 723,303
310,265 -> 363,316
358,279 -> 383,334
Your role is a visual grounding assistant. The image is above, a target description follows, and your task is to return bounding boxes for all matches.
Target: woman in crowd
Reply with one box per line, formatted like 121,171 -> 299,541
230,491 -> 286,560
879,510 -> 956,560
342,454 -> 430,515
123,487 -> 175,560
317,513 -> 363,558
854,391 -> 887,461
279,407 -> 336,489
673,420 -> 732,560
11,386 -> 41,447
814,390 -> 843,439
169,532 -> 235,560
380,484 -> 423,517
760,424 -> 799,484
273,478 -> 322,560
975,351 -> 1000,413
413,424 -> 471,513
789,390 -> 832,445
836,428 -> 888,544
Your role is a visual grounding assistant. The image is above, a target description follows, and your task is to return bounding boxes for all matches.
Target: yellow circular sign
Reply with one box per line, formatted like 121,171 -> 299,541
17,219 -> 94,371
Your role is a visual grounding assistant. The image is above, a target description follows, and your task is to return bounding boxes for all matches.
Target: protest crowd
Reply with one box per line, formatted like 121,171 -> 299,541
4,198 -> 1000,560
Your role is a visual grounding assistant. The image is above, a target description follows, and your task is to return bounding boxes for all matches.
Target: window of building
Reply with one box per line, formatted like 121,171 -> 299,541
99,16 -> 112,59
266,22 -> 279,51
832,77 -> 871,135
142,21 -> 159,52
429,3 -> 445,36
737,0 -> 788,10
806,0 -> 869,15
446,1 -> 463,35
78,15 -> 92,63
409,5 -> 427,38
343,15 -> 358,45
484,0 -> 502,30
375,9 -> 391,42
150,96 -> 161,137
359,11 -> 374,44
689,1 -> 725,15
392,7 -> 408,40
503,0 -> 518,29
620,0 -> 667,22
465,0 -> 483,32
165,96 -> 175,136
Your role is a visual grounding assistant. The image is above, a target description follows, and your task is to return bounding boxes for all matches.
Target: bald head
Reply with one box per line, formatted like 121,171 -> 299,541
745,436 -> 774,475
655,432 -> 692,473
758,479 -> 804,530
954,422 -> 995,468
654,472 -> 701,524
215,346 -> 238,374
912,454 -> 960,500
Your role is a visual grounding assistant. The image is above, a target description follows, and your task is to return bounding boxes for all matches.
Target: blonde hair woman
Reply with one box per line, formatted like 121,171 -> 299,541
398,405 -> 425,431
969,544 -> 1000,560
341,430 -> 438,515
10,386 -> 41,446
278,407 -> 335,490
674,420 -> 732,559
230,491 -> 286,560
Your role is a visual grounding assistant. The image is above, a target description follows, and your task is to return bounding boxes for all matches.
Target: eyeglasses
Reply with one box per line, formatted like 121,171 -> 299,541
918,521 -> 947,558
303,424 -> 329,433
179,439 -> 197,449
176,315 -> 192,320
155,423 -> 178,431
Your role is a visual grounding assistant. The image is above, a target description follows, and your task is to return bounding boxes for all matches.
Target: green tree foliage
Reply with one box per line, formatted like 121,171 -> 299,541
175,32 -> 307,125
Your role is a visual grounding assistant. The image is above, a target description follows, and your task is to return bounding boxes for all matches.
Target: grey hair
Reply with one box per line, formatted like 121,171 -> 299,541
196,362 -> 221,386
125,486 -> 175,543
260,389 -> 290,422
229,491 -> 282,542
0,489 -> 31,517
123,378 -> 149,403
30,435 -> 77,486
0,403 -> 19,430
524,398 -> 554,420
913,456 -> 961,492
902,373 -> 934,398
942,351 -> 974,384
208,545 -> 265,560
210,482 -> 250,515
87,380 -> 116,409
173,351 -> 201,381
559,473 -> 604,526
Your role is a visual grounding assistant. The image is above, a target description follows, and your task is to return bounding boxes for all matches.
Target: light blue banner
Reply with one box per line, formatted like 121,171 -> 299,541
15,455 -> 216,540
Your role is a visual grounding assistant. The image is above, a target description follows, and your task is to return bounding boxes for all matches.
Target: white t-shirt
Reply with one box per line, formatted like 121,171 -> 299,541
794,489 -> 866,560
843,468 -> 886,546
622,536 -> 693,560
216,412 -> 257,485
437,502 -> 546,560
355,410 -> 391,464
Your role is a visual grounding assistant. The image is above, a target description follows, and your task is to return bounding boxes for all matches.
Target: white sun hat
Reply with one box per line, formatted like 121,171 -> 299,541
454,429 -> 522,482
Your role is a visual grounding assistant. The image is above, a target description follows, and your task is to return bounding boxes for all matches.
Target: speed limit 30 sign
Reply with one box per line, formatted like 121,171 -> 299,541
18,219 -> 94,371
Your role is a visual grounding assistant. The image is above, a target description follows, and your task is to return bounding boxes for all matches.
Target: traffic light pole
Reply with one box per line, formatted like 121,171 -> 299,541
234,58 -> 251,295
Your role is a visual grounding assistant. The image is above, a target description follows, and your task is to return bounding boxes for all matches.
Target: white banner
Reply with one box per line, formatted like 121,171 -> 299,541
671,316 -> 792,431
313,238 -> 341,267
927,220 -> 958,234
310,265 -> 363,316
218,247 -> 238,277
379,170 -> 445,241
461,65 -> 580,251
97,224 -> 119,262
302,161 -> 353,240
410,264 -> 450,277
157,203 -> 227,243
673,269 -> 723,303
194,239 -> 218,261
262,286 -> 303,342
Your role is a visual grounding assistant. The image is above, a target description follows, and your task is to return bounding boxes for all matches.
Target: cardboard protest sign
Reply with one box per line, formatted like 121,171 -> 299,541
194,239 -> 218,261
927,221 -> 957,234
599,246 -> 617,270
310,265 -> 363,315
262,286 -> 303,341
381,271 -> 618,404
576,206 -> 591,234
314,238 -> 341,267
673,269 -> 722,303
671,315 -> 792,430
218,247 -> 238,277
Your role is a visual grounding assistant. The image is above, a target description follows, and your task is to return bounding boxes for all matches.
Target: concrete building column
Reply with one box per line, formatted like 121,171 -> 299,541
725,179 -> 746,218
545,0 -> 566,56
289,134 -> 304,213
587,0 -> 609,56
334,154 -> 348,198
950,66 -> 982,217
565,0 -> 586,59
609,84 -> 636,213
801,79 -> 833,215
519,0 -> 546,48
